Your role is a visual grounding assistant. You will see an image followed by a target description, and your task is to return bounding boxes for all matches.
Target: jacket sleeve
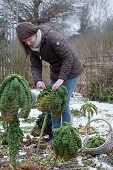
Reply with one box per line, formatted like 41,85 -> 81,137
30,51 -> 42,84
48,30 -> 74,80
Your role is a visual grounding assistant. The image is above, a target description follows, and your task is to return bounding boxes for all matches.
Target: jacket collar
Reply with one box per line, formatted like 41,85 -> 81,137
37,25 -> 51,45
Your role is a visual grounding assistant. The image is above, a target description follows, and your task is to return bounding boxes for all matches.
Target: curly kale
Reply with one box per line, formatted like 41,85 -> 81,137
36,85 -> 67,155
86,136 -> 105,148
0,74 -> 33,170
37,84 -> 68,118
0,74 -> 33,120
53,122 -> 82,161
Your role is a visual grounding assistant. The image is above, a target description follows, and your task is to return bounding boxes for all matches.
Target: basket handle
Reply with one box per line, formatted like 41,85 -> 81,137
84,118 -> 113,136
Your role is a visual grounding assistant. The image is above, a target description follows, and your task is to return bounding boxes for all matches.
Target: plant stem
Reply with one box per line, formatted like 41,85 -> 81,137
37,112 -> 48,155
51,155 -> 58,170
88,112 -> 90,122
9,115 -> 20,170
88,112 -> 91,132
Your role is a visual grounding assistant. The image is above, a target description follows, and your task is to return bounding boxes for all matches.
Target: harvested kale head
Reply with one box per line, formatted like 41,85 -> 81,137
37,84 -> 68,118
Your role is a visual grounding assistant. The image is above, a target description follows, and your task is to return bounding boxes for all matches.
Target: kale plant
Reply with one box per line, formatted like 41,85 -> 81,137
86,136 -> 105,148
0,74 -> 33,169
53,122 -> 82,161
37,84 -> 68,118
37,84 -> 67,155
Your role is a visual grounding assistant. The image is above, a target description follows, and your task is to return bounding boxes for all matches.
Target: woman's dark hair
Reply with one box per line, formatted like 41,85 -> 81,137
16,22 -> 38,56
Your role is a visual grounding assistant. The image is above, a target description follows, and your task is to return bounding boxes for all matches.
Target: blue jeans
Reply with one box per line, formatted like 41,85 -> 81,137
50,76 -> 79,131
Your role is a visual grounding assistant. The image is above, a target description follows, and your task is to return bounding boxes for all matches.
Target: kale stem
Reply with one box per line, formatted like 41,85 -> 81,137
88,112 -> 91,132
51,155 -> 58,170
37,112 -> 48,155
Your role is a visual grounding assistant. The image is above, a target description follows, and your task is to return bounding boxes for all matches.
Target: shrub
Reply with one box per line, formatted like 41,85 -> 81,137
88,69 -> 113,103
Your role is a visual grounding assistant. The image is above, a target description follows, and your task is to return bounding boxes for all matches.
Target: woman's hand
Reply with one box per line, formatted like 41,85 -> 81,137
52,79 -> 64,91
36,81 -> 46,89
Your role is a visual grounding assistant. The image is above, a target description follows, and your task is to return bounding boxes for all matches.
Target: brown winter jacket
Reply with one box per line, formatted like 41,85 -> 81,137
29,25 -> 83,84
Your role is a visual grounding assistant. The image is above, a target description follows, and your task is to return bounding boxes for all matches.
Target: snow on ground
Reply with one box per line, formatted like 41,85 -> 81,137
0,90 -> 113,135
29,108 -> 41,118
0,90 -> 113,169
70,93 -> 113,137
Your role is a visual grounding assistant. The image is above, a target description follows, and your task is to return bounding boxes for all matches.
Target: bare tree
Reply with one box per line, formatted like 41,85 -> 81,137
75,0 -> 98,33
4,0 -> 79,24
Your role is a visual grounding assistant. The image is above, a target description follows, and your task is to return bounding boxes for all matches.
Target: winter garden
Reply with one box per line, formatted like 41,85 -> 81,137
0,75 -> 113,170
0,0 -> 113,170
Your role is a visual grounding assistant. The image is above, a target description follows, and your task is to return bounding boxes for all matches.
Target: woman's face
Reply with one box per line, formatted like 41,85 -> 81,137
23,34 -> 37,47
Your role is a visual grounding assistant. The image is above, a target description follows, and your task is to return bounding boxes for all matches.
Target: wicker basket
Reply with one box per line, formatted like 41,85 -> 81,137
82,118 -> 113,155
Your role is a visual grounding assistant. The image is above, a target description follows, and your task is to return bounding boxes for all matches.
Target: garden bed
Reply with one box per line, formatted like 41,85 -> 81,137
0,92 -> 113,170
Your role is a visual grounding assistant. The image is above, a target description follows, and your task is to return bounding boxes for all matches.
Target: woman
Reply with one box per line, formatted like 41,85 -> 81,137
16,22 -> 83,131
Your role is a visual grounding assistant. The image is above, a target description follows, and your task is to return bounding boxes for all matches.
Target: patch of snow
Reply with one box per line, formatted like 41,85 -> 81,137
20,122 -> 35,127
93,157 -> 113,170
76,156 -> 83,165
31,89 -> 40,96
29,108 -> 41,117
19,150 -> 26,156
3,156 -> 9,159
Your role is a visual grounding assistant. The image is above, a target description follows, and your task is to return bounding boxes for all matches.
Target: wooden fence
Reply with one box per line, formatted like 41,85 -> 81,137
75,54 -> 113,96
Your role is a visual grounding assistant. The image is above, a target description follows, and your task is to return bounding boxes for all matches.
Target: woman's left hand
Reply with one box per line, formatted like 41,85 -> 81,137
52,79 -> 64,91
